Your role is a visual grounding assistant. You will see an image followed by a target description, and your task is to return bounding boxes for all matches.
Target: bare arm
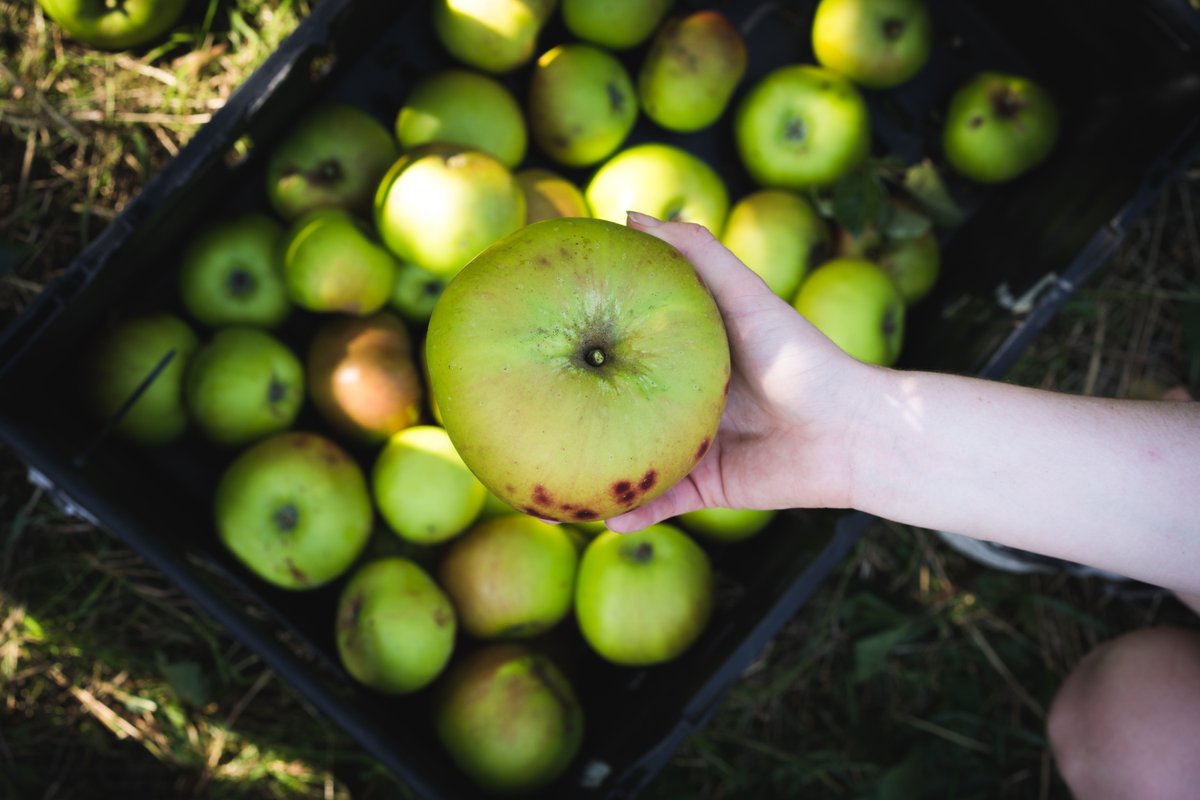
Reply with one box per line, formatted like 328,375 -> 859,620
608,214 -> 1200,595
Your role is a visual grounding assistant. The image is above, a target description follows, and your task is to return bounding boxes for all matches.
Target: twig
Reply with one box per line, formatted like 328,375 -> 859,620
0,61 -> 84,142
113,56 -> 178,87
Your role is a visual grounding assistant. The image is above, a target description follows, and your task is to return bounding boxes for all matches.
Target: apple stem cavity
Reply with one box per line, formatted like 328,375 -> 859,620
883,308 -> 898,338
226,267 -> 257,297
990,86 -> 1030,121
268,376 -> 289,405
785,117 -> 807,144
883,18 -> 906,40
606,82 -> 626,114
274,502 -> 300,532
624,541 -> 655,564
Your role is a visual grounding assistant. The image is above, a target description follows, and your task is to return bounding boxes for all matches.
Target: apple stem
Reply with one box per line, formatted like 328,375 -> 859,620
226,267 -> 256,297
883,18 -> 906,40
628,542 -> 654,564
585,348 -> 606,367
274,503 -> 300,532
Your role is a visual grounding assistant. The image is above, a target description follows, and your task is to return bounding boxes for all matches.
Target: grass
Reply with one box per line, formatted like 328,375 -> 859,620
2,2 -> 1199,798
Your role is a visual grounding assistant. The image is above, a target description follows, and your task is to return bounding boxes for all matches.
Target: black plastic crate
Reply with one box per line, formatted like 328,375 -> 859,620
1,0 -> 1199,796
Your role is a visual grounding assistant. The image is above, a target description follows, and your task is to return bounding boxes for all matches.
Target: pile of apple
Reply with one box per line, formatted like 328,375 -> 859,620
79,0 -> 1061,792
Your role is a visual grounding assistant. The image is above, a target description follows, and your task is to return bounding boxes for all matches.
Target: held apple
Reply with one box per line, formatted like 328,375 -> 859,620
516,168 -> 590,224
811,0 -> 933,90
85,313 -> 199,445
395,70 -> 527,168
562,0 -> 673,50
374,143 -> 525,278
36,0 -> 186,49
575,525 -> 713,665
720,189 -> 830,300
943,72 -> 1060,184
792,257 -> 905,366
185,328 -> 305,447
528,44 -> 638,168
678,507 -> 776,543
638,10 -> 747,133
306,312 -> 423,443
431,0 -> 552,73
373,425 -> 487,544
735,64 -> 871,190
426,217 -> 730,523
585,143 -> 730,233
265,104 -> 398,221
178,213 -> 292,329
433,644 -> 584,794
336,558 -> 456,694
215,432 -> 374,590
389,261 -> 447,324
280,209 -> 398,315
438,515 -> 579,639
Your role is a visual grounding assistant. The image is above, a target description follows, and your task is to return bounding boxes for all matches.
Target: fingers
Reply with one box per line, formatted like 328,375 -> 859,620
626,211 -> 776,310
605,478 -> 705,533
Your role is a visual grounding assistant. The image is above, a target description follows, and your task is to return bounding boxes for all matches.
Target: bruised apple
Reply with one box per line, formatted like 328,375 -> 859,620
426,217 -> 730,523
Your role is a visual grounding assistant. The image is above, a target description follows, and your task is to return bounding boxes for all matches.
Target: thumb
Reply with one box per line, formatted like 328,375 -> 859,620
605,477 -> 705,533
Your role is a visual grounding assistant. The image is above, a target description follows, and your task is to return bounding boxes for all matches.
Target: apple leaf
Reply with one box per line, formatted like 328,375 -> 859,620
880,204 -> 933,242
900,159 -> 966,230
831,165 -> 887,237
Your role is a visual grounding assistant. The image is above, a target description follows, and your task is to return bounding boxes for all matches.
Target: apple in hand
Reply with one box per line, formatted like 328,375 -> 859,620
426,218 -> 730,523
720,189 -> 830,301
395,70 -> 527,168
562,0 -> 673,50
528,44 -> 638,168
811,0 -> 933,89
792,257 -> 905,365
678,507 -> 775,543
434,644 -> 584,794
86,313 -> 198,445
373,425 -> 487,544
575,525 -> 713,665
735,64 -> 871,189
638,10 -> 747,133
374,143 -> 525,278
516,168 -> 590,224
215,432 -> 373,590
585,143 -> 730,233
438,515 -> 579,639
281,209 -> 398,315
431,0 -> 552,74
943,72 -> 1060,184
36,0 -> 186,49
306,312 -> 422,443
336,558 -> 456,694
178,214 -> 292,329
265,104 -> 398,221
185,328 -> 304,447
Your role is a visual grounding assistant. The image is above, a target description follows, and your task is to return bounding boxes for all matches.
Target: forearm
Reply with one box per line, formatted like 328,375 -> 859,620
848,367 -> 1200,593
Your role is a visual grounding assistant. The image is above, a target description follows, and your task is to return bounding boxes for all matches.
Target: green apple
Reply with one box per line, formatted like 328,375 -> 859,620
178,214 -> 292,329
281,208 -> 398,315
434,644 -> 583,794
638,10 -> 747,133
720,189 -> 830,300
943,72 -> 1060,184
735,64 -> 871,189
678,507 -> 775,543
395,70 -> 527,168
562,0 -> 673,49
575,525 -> 712,665
265,104 -> 398,221
389,261 -> 447,325
431,0 -> 552,74
215,432 -> 373,590
516,168 -> 590,224
426,217 -> 730,522
811,0 -> 933,89
185,328 -> 304,447
374,143 -> 525,278
585,143 -> 730,233
792,257 -> 905,365
35,0 -> 186,49
373,425 -> 487,544
306,312 -> 422,443
479,490 -> 518,520
86,313 -> 198,445
438,515 -> 578,639
336,558 -> 456,694
837,208 -> 941,304
527,43 -> 638,168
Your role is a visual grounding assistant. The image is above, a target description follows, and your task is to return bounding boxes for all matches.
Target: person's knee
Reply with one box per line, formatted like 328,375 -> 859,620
1048,626 -> 1200,799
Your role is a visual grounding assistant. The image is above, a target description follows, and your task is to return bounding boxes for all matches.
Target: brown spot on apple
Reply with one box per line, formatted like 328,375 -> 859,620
520,505 -> 539,516
573,509 -> 598,520
434,606 -> 451,628
638,470 -> 658,492
695,437 -> 711,462
285,558 -> 308,585
532,484 -> 553,506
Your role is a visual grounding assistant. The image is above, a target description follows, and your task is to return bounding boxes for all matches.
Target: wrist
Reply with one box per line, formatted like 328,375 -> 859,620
838,362 -> 905,514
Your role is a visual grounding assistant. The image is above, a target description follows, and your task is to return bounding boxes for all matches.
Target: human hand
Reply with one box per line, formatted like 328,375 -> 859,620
606,212 -> 877,533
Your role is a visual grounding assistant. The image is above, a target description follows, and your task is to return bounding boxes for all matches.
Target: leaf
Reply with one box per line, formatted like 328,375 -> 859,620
157,656 -> 211,707
831,166 -> 887,236
853,624 -> 912,683
881,203 -> 933,241
902,159 -> 966,230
